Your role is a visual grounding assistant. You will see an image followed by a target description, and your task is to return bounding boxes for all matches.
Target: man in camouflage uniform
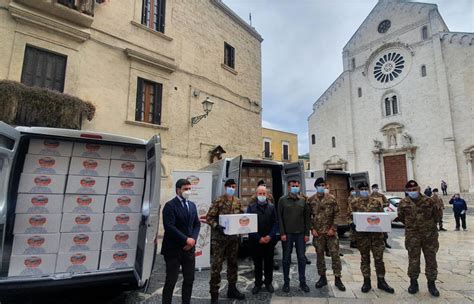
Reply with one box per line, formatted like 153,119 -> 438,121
206,179 -> 245,303
370,184 -> 392,248
309,178 -> 345,291
398,180 -> 442,297
348,182 -> 394,294
432,188 -> 446,231
348,187 -> 358,248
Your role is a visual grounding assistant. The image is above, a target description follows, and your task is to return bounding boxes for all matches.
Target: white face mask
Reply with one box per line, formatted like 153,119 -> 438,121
324,189 -> 329,194
182,190 -> 191,199
257,196 -> 267,203
372,188 -> 379,193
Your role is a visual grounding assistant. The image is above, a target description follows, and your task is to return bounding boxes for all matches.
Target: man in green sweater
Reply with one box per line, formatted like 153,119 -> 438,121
277,179 -> 311,293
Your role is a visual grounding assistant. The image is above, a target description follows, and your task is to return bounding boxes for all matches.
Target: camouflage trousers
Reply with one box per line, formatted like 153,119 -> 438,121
405,231 -> 439,280
313,234 -> 342,277
209,239 -> 239,293
355,232 -> 385,278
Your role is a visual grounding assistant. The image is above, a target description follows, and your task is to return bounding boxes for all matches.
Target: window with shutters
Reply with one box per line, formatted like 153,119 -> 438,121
421,65 -> 427,77
142,0 -> 166,33
383,95 -> 399,117
224,42 -> 235,69
358,87 -> 362,98
263,139 -> 271,159
282,142 -> 289,161
331,136 -> 336,148
135,78 -> 163,125
21,45 -> 67,92
351,58 -> 356,70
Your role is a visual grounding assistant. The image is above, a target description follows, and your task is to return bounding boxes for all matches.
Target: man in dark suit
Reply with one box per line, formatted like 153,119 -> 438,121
161,179 -> 201,304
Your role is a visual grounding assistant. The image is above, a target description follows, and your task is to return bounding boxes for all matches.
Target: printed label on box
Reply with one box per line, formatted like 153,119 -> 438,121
18,173 -> 66,194
101,231 -> 139,250
63,195 -> 105,214
111,146 -> 146,161
108,160 -> 145,178
353,212 -> 392,233
102,213 -> 141,231
69,157 -> 111,177
28,139 -> 73,157
56,251 -> 99,273
72,142 -> 112,159
99,249 -> 136,270
22,154 -> 70,175
60,213 -> 104,233
66,175 -> 108,195
104,195 -> 142,213
15,194 -> 64,214
12,234 -> 60,255
107,177 -> 144,195
59,232 -> 102,252
8,254 -> 57,277
14,214 -> 62,234
219,214 -> 258,235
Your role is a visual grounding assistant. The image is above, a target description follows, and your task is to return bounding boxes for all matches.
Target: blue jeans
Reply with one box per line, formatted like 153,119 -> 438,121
282,233 -> 306,284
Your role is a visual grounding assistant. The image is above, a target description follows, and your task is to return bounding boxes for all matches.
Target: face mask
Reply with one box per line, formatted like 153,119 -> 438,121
360,190 -> 369,198
372,188 -> 379,193
290,187 -> 299,194
408,191 -> 419,199
257,196 -> 267,204
182,190 -> 191,200
350,191 -> 356,196
316,186 -> 325,193
324,189 -> 329,194
226,187 -> 235,196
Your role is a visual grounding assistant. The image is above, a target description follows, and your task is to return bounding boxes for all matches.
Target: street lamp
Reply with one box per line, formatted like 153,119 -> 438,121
191,97 -> 214,127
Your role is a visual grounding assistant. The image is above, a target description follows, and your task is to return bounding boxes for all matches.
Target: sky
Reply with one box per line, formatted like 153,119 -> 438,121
223,0 -> 474,155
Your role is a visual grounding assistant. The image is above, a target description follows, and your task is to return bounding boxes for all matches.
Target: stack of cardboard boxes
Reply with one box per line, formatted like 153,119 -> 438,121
239,167 -> 273,208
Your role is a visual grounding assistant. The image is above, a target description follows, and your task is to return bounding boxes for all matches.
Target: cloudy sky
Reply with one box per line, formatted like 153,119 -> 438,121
223,0 -> 473,155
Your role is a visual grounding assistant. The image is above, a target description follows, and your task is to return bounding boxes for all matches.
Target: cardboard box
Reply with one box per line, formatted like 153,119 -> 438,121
240,196 -> 252,208
102,213 -> 141,231
28,139 -> 73,157
264,168 -> 272,178
15,194 -> 64,214
241,168 -> 249,177
72,142 -> 112,159
104,195 -> 142,213
248,168 -> 258,177
353,212 -> 392,233
219,213 -> 258,235
60,213 -> 104,233
65,175 -> 108,195
240,177 -> 250,187
111,146 -> 146,161
22,154 -> 70,175
99,249 -> 136,270
8,254 -> 57,277
56,251 -> 99,273
68,157 -> 111,177
101,231 -> 139,250
14,214 -> 62,234
241,186 -> 255,196
107,177 -> 144,196
12,233 -> 60,255
62,194 -> 105,214
108,160 -> 145,178
18,173 -> 66,194
59,232 -> 102,252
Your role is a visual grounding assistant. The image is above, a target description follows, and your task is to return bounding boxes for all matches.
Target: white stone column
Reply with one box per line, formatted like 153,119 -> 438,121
406,152 -> 415,180
467,154 -> 474,192
373,151 -> 384,190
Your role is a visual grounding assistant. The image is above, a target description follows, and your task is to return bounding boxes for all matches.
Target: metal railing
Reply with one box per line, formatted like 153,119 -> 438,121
262,151 -> 274,160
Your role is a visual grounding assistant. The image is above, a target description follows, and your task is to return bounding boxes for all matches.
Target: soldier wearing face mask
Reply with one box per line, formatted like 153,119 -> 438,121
398,180 -> 442,297
348,187 -> 358,248
348,182 -> 395,294
370,184 -> 391,249
206,179 -> 245,303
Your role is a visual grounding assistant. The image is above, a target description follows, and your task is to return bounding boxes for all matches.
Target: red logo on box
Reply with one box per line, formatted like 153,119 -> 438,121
31,195 -> 48,206
73,234 -> 90,245
38,157 -> 56,168
117,196 -> 131,206
85,143 -> 101,152
116,214 -> 130,224
120,179 -> 134,189
115,232 -> 130,243
34,176 -> 51,186
75,215 -> 91,225
76,196 -> 93,206
43,140 -> 59,149
367,216 -> 381,225
27,235 -> 45,247
29,215 -> 47,226
82,159 -> 98,169
24,256 -> 42,268
121,162 -> 135,172
70,253 -> 87,265
113,251 -> 128,261
80,178 -> 96,188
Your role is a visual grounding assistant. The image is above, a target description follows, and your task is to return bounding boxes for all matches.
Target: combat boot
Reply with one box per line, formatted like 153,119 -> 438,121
211,292 -> 219,304
227,283 -> 245,300
315,275 -> 327,288
335,277 -> 346,291
427,280 -> 440,297
408,279 -> 419,294
361,278 -> 371,293
377,277 -> 394,293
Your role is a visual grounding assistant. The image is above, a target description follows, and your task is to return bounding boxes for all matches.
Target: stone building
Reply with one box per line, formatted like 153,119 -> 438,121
308,0 -> 473,193
262,127 -> 298,163
0,0 -> 263,197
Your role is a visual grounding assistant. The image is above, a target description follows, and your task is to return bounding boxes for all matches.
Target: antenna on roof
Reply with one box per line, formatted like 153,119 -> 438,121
249,12 -> 252,26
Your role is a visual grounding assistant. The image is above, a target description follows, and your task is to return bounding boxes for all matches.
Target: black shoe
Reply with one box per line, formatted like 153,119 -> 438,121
339,252 -> 344,256
273,261 -> 280,270
305,257 -> 311,265
428,280 -> 440,297
265,283 -> 274,293
361,278 -> 371,293
282,283 -> 290,293
408,278 -> 419,294
251,285 -> 261,295
439,227 -> 447,231
315,275 -> 327,289
300,283 -> 310,293
377,277 -> 394,293
335,277 -> 346,291
211,292 -> 218,304
385,242 -> 392,249
227,284 -> 245,300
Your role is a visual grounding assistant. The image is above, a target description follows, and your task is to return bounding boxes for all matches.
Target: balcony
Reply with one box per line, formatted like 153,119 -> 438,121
262,151 -> 274,160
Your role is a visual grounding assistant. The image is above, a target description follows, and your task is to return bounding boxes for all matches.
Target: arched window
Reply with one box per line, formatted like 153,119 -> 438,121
383,94 -> 400,117
385,98 -> 391,116
422,26 -> 428,40
351,58 -> 356,70
421,65 -> 427,77
392,96 -> 398,115
331,136 -> 336,148
358,87 -> 362,98
311,134 -> 316,145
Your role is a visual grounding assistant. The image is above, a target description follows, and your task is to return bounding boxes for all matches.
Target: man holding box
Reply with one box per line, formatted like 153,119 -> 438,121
348,182 -> 394,294
206,179 -> 245,303
398,180 -> 442,297
370,184 -> 392,249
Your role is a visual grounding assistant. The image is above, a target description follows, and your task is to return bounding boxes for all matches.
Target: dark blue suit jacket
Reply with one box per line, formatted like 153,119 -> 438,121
161,196 -> 201,256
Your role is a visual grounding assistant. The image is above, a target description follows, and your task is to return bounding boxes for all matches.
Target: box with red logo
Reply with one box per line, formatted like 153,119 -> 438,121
65,175 -> 108,195
72,142 -> 112,160
101,231 -> 138,250
13,214 -> 62,234
99,249 -> 136,269
12,233 -> 60,255
107,177 -> 144,196
15,194 -> 64,214
60,213 -> 104,233
108,160 -> 145,178
102,213 -> 141,231
104,195 -> 142,213
8,254 -> 57,277
68,157 -> 111,177
18,173 -> 67,194
62,195 -> 105,214
353,212 -> 392,233
219,213 -> 258,235
55,251 -> 100,273
111,146 -> 146,161
59,232 -> 102,252
22,154 -> 70,175
28,139 -> 73,157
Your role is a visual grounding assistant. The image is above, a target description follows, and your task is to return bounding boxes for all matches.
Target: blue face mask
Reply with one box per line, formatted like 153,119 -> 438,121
290,186 -> 300,194
226,187 -> 235,196
257,196 -> 267,205
350,191 -> 357,196
316,186 -> 325,193
408,191 -> 419,200
360,190 -> 369,198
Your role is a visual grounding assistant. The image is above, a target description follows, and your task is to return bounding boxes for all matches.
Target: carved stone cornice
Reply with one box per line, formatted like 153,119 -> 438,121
124,48 -> 177,74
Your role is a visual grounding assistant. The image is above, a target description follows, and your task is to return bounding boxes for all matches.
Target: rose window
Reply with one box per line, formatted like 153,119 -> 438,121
373,52 -> 405,83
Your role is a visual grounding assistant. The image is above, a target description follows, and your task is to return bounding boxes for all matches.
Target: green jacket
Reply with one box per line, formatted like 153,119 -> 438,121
277,193 -> 310,236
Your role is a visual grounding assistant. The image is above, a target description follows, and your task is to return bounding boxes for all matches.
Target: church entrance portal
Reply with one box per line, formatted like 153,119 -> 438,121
383,154 -> 407,191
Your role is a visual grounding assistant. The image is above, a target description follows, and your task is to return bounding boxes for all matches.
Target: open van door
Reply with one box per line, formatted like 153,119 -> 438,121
349,171 -> 370,189
282,161 -> 305,195
226,156 -> 242,197
134,135 -> 162,289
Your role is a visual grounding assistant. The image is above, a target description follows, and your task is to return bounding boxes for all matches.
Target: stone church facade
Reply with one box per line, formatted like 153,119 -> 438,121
308,0 -> 473,193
